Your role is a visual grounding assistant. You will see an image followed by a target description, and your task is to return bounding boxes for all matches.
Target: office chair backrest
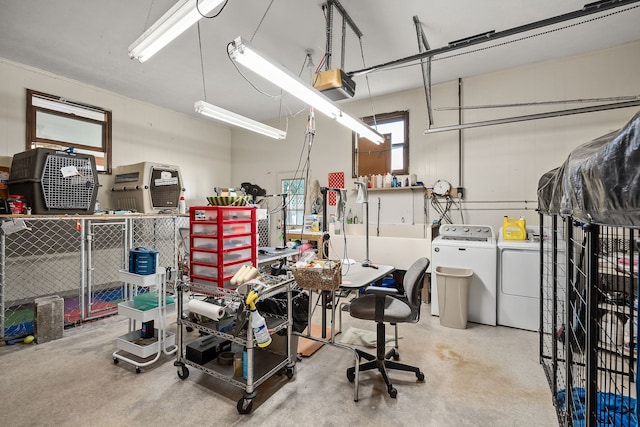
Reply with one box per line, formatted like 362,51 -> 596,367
402,257 -> 430,320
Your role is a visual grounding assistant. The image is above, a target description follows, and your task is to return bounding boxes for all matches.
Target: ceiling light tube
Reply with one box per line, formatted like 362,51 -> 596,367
195,101 -> 287,140
129,0 -> 225,63
228,36 -> 384,144
336,113 -> 383,145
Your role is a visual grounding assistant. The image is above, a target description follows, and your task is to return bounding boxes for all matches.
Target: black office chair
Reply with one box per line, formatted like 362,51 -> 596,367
346,257 -> 430,399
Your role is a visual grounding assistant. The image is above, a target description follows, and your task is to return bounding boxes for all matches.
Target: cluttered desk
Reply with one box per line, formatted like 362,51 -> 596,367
291,258 -> 395,402
340,262 -> 395,289
295,260 -> 394,350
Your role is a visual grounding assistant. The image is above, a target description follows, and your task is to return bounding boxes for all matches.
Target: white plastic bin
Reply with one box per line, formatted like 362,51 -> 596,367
435,266 -> 474,329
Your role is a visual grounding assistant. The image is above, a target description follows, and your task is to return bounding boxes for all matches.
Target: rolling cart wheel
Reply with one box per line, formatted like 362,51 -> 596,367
388,386 -> 397,398
416,371 -> 425,381
392,352 -> 400,361
285,366 -> 295,379
237,398 -> 253,414
113,357 -> 119,365
346,368 -> 355,383
135,367 -> 141,374
177,365 -> 189,380
185,326 -> 193,332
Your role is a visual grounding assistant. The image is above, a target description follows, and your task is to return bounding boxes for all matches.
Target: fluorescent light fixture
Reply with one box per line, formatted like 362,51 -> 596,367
336,113 -> 384,146
195,101 -> 287,140
228,36 -> 384,144
129,0 -> 225,63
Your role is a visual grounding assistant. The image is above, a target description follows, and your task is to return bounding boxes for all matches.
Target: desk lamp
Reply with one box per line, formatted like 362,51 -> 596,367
355,181 -> 371,267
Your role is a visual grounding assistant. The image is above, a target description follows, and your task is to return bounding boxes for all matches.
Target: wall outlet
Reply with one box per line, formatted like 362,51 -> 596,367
456,187 -> 464,199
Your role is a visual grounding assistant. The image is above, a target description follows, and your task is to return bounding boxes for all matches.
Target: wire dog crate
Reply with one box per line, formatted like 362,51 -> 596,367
537,109 -> 640,426
540,213 -> 638,426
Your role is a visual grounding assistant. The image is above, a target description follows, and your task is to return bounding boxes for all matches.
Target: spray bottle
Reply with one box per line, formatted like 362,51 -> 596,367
245,290 -> 271,348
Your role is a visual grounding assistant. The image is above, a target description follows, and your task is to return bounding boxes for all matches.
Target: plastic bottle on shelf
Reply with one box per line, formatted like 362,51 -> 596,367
384,173 -> 392,188
245,290 -> 271,348
311,214 -> 320,232
234,351 -> 243,377
347,208 -> 354,224
178,196 -> 186,214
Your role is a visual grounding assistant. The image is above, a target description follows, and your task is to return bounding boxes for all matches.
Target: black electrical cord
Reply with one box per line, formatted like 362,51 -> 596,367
195,0 -> 229,19
226,42 -> 283,99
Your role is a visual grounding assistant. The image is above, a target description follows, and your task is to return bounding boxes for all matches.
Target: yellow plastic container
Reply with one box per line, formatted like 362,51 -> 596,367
503,216 -> 526,240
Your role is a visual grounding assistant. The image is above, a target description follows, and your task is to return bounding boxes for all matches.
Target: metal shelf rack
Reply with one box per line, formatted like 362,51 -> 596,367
174,275 -> 296,414
112,269 -> 177,373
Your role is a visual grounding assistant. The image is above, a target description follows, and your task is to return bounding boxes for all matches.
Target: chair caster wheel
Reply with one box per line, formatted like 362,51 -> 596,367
417,371 -> 425,381
388,386 -> 397,398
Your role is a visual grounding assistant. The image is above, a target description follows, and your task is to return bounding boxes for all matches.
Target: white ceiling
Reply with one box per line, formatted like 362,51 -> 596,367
1,0 -> 640,123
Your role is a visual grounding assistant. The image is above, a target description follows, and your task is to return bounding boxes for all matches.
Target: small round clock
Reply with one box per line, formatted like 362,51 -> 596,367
432,179 -> 451,196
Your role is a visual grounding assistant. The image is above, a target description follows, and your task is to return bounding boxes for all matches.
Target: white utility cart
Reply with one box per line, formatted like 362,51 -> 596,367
113,269 -> 177,373
174,275 -> 296,414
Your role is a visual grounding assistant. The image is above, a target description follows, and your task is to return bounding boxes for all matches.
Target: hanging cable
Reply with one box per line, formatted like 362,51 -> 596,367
195,0 -> 229,18
358,38 -> 378,129
250,0 -> 275,42
197,22 -> 208,101
226,43 -> 284,99
142,0 -> 156,32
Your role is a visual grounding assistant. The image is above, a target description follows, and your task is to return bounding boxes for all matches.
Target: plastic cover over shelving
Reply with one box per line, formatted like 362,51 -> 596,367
537,109 -> 640,226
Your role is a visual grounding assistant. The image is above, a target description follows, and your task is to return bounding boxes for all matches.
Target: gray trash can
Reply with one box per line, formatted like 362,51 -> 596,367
435,266 -> 474,329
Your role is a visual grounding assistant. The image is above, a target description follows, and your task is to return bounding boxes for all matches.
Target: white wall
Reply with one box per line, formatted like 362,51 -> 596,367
0,59 -> 232,209
3,40 -> 638,236
231,41 -> 640,244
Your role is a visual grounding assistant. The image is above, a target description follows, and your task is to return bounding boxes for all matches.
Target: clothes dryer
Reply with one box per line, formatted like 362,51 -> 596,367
497,227 -> 540,331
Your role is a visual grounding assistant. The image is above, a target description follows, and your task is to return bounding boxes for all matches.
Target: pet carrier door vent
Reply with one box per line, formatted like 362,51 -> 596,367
41,154 -> 97,209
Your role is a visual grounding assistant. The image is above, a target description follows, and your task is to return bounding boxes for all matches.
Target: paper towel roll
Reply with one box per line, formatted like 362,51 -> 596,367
188,299 -> 225,321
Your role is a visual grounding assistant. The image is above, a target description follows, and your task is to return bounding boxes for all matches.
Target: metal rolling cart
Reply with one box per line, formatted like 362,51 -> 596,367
112,269 -> 177,373
174,275 -> 296,414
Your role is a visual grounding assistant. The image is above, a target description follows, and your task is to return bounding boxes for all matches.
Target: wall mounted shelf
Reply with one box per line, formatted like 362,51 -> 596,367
367,186 -> 425,192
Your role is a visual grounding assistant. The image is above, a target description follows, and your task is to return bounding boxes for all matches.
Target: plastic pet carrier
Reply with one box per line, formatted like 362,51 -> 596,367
8,148 -> 98,214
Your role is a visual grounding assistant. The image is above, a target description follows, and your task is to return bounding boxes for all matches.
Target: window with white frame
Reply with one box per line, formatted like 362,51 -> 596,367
282,178 -> 305,227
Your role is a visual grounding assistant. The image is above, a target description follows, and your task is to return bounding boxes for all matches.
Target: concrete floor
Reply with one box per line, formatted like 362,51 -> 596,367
0,301 -> 558,427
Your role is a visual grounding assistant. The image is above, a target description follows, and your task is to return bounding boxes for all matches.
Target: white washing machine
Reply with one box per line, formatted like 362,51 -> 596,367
497,227 -> 540,331
431,225 -> 497,326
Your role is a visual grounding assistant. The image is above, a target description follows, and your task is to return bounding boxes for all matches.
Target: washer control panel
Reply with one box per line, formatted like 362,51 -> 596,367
438,224 -> 494,242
